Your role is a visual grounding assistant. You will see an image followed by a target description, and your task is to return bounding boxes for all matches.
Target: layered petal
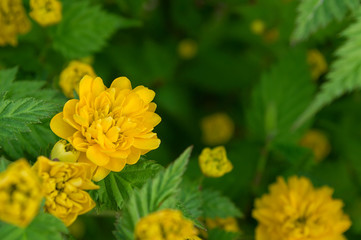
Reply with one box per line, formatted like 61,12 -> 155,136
50,113 -> 77,139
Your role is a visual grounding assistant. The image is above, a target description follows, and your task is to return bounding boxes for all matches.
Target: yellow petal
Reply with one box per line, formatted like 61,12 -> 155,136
103,158 -> 126,172
92,167 -> 111,181
133,137 -> 161,150
143,112 -> 161,128
133,86 -> 155,104
111,77 -> 132,90
79,76 -> 105,99
63,99 -> 80,130
126,148 -> 140,165
50,112 -> 77,139
86,145 -> 110,166
148,102 -> 157,112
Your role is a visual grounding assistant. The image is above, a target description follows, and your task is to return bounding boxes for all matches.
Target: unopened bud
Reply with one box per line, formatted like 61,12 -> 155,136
50,140 -> 80,163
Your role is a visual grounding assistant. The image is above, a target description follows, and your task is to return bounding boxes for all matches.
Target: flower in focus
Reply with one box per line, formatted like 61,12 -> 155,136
201,113 -> 234,145
199,146 -> 233,178
135,209 -> 198,240
307,49 -> 328,80
252,176 -> 351,240
29,0 -> 62,27
33,156 -> 99,226
51,139 -> 80,163
0,159 -> 42,227
178,39 -> 198,60
205,217 -> 240,233
50,75 -> 161,181
300,129 -> 330,162
59,61 -> 97,98
0,0 -> 31,46
250,19 -> 265,35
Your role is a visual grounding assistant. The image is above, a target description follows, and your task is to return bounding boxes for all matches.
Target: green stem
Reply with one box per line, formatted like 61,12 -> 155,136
252,142 -> 270,192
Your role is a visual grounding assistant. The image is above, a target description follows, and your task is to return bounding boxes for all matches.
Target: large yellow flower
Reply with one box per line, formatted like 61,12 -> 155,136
252,176 -> 351,240
135,209 -> 198,240
29,0 -> 62,27
0,0 -> 31,46
0,159 -> 43,227
33,156 -> 99,226
50,75 -> 161,181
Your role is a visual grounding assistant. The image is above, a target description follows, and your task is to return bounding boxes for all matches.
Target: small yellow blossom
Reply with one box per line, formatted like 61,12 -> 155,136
178,39 -> 198,60
252,176 -> 351,240
0,159 -> 43,227
51,139 -> 80,163
199,146 -> 233,178
135,209 -> 198,240
307,49 -> 328,80
205,217 -> 240,233
201,113 -> 234,145
0,0 -> 31,46
33,156 -> 99,226
50,75 -> 161,181
250,20 -> 265,35
263,28 -> 279,44
29,0 -> 62,27
300,129 -> 331,162
59,61 -> 97,98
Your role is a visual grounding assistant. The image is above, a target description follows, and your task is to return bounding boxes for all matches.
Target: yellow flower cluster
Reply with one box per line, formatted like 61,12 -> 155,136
30,0 -> 62,26
252,176 -> 351,240
198,146 -> 233,178
50,75 -> 161,181
307,49 -> 328,80
201,113 -> 234,145
0,159 -> 42,227
59,61 -> 97,98
33,156 -> 99,226
300,129 -> 331,162
0,0 -> 31,46
135,209 -> 199,240
205,217 -> 240,233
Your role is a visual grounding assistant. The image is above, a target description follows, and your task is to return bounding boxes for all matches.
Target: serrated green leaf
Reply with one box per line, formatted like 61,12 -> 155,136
202,189 -> 242,219
114,147 -> 192,240
0,67 -> 17,94
0,212 -> 68,240
292,0 -> 359,42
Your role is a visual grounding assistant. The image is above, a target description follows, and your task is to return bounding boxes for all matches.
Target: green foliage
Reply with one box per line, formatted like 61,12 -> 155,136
114,147 -> 192,240
0,212 -> 68,240
92,158 -> 163,210
0,156 -> 11,172
292,0 -> 359,42
208,229 -> 240,240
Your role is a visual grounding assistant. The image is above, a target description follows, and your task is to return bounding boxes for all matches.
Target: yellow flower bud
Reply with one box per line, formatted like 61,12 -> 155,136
30,0 -> 62,27
135,209 -> 199,240
198,146 -> 233,178
51,139 -> 80,163
0,159 -> 43,227
201,113 -> 235,146
250,19 -> 265,35
300,129 -> 331,162
178,39 -> 198,60
307,49 -> 328,81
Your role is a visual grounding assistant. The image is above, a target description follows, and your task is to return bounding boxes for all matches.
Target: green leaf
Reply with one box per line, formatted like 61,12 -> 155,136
294,9 -> 361,128
208,229 -> 240,240
0,156 -> 11,172
51,1 -> 140,59
201,189 -> 242,219
0,212 -> 68,240
92,158 -> 163,210
114,147 -> 192,240
292,0 -> 359,42
0,67 -> 17,94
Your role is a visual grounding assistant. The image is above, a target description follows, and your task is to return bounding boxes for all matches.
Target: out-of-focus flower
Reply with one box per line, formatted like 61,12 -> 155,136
199,146 -> 233,178
263,28 -> 279,44
51,139 -> 80,163
178,39 -> 198,59
300,129 -> 330,162
68,218 -> 86,239
29,0 -> 62,26
135,209 -> 198,240
252,176 -> 351,240
205,217 -> 240,233
50,76 -> 161,181
307,49 -> 328,80
201,113 -> 234,145
33,156 -> 99,226
0,159 -> 42,227
250,19 -> 265,35
59,61 -> 97,98
0,0 -> 31,46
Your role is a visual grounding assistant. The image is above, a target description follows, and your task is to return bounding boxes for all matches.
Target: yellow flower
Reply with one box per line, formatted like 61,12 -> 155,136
51,139 -> 80,163
29,0 -> 62,27
0,159 -> 43,227
59,61 -> 97,98
205,217 -> 240,233
307,49 -> 328,80
178,39 -> 198,60
50,75 -> 161,181
33,156 -> 99,226
135,209 -> 198,240
0,0 -> 31,46
199,146 -> 233,178
252,176 -> 351,240
300,129 -> 330,162
201,113 -> 234,145
250,19 -> 265,35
